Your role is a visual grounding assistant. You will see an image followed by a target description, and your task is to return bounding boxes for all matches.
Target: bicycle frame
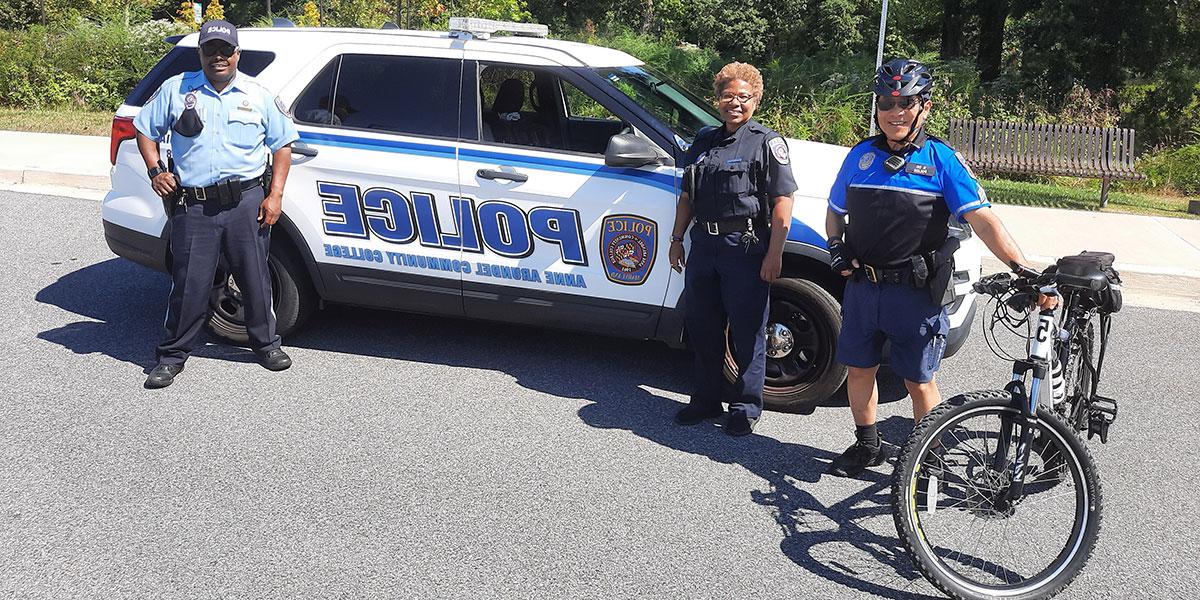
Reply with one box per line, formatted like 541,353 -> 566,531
993,285 -> 1060,509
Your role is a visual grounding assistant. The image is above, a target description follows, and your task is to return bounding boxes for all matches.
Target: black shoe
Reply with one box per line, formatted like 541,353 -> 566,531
827,441 -> 887,477
724,413 -> 758,437
674,404 -> 724,425
257,348 -> 292,371
144,363 -> 184,389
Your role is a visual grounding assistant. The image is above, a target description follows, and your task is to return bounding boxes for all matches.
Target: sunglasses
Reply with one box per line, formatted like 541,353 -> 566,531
200,43 -> 237,58
876,95 -> 921,111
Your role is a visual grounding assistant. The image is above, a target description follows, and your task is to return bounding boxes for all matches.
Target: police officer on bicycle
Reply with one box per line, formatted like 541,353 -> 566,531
135,20 -> 299,389
825,58 -> 1044,475
668,62 -> 797,436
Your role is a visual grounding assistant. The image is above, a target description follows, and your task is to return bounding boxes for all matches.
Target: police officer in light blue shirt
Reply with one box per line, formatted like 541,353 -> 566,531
135,20 -> 299,389
824,59 -> 1050,476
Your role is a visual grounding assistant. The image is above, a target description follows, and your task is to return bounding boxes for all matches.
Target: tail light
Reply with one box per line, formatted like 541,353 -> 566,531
110,116 -> 136,165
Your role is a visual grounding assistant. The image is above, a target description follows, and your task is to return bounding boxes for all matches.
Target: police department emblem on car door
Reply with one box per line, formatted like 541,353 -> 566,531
601,214 -> 657,285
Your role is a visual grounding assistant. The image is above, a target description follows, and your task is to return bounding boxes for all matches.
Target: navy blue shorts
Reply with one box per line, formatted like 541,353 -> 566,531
836,278 -> 949,383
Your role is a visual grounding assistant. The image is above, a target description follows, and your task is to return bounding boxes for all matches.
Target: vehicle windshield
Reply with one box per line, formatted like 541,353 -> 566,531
597,66 -> 720,148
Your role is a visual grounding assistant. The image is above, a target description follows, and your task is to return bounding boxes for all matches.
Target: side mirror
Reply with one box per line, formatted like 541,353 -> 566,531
604,133 -> 663,168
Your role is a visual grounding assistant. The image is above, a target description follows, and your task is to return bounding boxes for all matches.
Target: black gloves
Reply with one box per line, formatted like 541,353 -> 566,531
828,238 -> 855,275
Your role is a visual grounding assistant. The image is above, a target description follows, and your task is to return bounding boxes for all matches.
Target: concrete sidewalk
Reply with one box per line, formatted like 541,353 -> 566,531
2,128 -> 1198,286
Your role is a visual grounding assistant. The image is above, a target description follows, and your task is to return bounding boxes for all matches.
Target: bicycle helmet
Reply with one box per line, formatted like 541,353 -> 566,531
874,59 -> 933,98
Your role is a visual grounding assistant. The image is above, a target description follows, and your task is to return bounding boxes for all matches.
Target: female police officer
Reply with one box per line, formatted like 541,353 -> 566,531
825,59 -> 1044,475
668,62 -> 797,436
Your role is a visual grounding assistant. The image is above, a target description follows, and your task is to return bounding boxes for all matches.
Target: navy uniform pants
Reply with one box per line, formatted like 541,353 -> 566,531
156,184 -> 279,365
684,228 -> 770,419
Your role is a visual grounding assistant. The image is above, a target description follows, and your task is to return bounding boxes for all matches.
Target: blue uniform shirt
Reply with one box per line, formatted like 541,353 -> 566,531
828,130 -> 989,266
135,70 -> 299,188
683,120 -> 798,222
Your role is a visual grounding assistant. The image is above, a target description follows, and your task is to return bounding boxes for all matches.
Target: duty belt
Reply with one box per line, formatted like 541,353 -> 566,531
182,175 -> 264,206
858,263 -> 913,285
696,217 -> 755,235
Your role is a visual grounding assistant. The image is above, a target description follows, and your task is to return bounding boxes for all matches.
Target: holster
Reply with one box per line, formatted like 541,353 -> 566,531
927,236 -> 961,307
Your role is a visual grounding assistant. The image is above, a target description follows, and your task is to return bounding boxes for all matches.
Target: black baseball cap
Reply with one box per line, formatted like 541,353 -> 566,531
198,20 -> 238,46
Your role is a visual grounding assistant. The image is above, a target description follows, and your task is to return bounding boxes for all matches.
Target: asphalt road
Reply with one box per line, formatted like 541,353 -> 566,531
2,190 -> 1198,599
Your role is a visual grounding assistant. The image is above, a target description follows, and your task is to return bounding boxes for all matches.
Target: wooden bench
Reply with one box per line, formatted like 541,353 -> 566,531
945,119 -> 1145,208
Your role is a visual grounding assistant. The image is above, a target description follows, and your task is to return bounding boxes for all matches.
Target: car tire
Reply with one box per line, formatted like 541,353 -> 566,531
724,277 -> 847,413
206,243 -> 316,346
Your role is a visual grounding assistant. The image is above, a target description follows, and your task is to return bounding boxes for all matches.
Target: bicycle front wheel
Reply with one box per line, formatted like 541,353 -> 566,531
892,390 -> 1103,600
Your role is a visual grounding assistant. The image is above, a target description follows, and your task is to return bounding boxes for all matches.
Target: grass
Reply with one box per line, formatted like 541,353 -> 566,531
980,177 -> 1198,219
0,107 -> 113,136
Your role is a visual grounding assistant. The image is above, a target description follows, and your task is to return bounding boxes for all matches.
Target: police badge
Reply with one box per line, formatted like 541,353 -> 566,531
858,152 -> 875,170
601,214 -> 657,285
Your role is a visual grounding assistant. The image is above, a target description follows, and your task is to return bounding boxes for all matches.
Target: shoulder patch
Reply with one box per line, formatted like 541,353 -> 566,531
954,151 -> 979,180
768,137 -> 790,165
858,152 -> 875,170
274,96 -> 287,113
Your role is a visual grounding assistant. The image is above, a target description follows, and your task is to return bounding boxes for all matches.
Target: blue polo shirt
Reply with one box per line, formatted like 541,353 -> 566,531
134,70 -> 298,188
828,130 -> 989,266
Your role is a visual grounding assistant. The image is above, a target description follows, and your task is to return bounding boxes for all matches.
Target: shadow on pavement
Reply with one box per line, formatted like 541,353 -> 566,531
37,259 -> 931,596
577,390 -> 937,599
35,258 -> 270,370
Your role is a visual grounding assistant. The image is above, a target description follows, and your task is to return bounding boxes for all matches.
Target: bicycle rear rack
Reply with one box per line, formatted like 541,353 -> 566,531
1088,394 -> 1118,443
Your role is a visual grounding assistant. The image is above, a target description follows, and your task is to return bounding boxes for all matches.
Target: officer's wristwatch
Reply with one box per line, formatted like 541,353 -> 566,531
147,161 -> 168,179
670,234 -> 685,244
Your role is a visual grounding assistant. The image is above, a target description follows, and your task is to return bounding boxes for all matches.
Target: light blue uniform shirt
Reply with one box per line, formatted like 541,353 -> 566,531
134,70 -> 299,188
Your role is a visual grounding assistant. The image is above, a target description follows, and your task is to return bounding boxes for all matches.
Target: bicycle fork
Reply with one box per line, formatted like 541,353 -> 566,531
994,308 -> 1058,511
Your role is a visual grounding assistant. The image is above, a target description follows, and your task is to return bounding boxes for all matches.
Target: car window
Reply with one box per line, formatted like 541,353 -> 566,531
563,82 -> 620,122
124,46 -> 276,107
478,65 -> 623,155
292,58 -> 340,126
597,66 -> 720,146
296,54 -> 460,138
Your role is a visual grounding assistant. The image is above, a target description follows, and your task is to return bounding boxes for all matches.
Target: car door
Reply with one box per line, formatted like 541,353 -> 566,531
279,45 -> 469,316
455,60 -> 679,338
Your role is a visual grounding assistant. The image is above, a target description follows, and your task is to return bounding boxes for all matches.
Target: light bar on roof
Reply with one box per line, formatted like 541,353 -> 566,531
448,17 -> 548,39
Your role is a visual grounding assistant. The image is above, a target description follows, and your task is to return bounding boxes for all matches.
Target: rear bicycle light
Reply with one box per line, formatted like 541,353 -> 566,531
110,116 -> 136,165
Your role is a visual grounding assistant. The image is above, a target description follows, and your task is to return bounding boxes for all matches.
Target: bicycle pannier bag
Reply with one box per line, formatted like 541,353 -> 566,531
1056,251 -> 1123,313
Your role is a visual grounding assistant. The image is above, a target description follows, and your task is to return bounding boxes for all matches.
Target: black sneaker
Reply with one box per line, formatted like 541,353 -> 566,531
827,441 -> 886,477
674,403 -> 724,425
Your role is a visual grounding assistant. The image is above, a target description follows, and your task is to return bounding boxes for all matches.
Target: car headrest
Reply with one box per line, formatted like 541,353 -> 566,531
493,78 -> 525,115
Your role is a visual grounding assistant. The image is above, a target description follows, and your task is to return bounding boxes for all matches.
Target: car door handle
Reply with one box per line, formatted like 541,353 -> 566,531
477,168 -> 528,183
290,143 -> 318,158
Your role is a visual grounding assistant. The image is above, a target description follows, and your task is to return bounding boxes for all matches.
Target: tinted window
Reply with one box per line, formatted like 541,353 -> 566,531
305,54 -> 460,138
124,46 -> 276,107
292,58 -> 340,126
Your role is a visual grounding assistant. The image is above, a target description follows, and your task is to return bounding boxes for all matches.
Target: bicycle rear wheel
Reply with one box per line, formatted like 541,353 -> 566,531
892,390 -> 1102,600
1060,320 -> 1096,430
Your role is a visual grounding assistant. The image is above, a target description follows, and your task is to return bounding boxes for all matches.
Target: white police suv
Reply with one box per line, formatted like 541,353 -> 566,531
102,18 -> 982,410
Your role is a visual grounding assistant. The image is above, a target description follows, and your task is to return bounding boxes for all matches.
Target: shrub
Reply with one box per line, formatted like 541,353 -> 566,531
1135,144 -> 1200,196
0,19 -> 181,111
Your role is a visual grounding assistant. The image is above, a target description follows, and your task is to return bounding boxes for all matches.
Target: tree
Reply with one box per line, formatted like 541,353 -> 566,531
203,0 -> 226,21
176,0 -> 200,29
296,0 -> 320,25
940,0 -> 964,58
975,0 -> 1008,83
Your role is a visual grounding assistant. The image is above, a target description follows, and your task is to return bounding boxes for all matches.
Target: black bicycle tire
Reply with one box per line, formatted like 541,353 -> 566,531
891,390 -> 1104,600
1063,321 -> 1096,431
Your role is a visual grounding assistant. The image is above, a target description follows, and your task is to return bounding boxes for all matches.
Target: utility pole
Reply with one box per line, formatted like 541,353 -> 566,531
869,0 -> 889,136
267,0 -> 272,17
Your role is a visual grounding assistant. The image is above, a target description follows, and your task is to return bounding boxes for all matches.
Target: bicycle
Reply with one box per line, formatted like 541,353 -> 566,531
891,253 -> 1122,600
